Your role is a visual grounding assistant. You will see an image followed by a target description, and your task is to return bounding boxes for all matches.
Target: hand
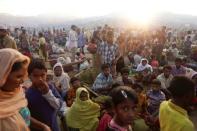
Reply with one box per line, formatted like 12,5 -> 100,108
42,124 -> 51,131
37,79 -> 49,94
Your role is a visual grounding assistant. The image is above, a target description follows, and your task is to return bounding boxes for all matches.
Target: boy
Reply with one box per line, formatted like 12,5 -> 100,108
26,59 -> 66,131
92,63 -> 113,95
115,67 -> 133,87
159,76 -> 195,131
147,79 -> 166,115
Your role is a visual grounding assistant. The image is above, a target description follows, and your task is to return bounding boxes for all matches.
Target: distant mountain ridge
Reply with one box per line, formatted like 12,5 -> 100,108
0,12 -> 197,28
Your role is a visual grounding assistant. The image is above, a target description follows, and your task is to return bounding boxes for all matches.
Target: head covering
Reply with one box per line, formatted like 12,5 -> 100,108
66,87 -> 100,130
136,58 -> 153,72
57,57 -> 71,65
0,48 -> 30,87
0,48 -> 30,131
53,62 -> 70,92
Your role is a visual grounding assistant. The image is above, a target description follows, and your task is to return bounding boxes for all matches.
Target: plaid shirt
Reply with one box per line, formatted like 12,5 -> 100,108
92,73 -> 113,91
98,41 -> 119,64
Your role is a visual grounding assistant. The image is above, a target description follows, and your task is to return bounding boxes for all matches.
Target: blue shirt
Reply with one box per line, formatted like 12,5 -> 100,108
92,73 -> 113,91
26,84 -> 61,131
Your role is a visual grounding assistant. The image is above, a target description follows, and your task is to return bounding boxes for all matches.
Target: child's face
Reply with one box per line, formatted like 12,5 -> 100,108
54,66 -> 62,77
30,69 -> 47,87
151,84 -> 160,91
122,73 -> 129,80
72,80 -> 81,89
103,68 -> 110,76
114,99 -> 136,126
80,91 -> 88,101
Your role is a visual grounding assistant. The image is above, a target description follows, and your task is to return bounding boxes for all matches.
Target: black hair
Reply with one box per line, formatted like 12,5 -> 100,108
103,97 -> 113,109
120,67 -> 130,75
70,77 -> 80,84
11,60 -> 27,72
133,83 -> 143,90
110,86 -> 138,107
101,63 -> 110,71
175,58 -> 182,63
163,65 -> 172,70
168,76 -> 195,98
151,79 -> 161,86
28,59 -> 47,75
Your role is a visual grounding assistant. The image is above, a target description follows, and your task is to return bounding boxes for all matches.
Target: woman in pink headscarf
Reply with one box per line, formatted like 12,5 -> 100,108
0,48 -> 50,131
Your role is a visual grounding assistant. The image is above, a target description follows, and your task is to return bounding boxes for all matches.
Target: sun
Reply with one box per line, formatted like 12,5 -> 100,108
121,0 -> 156,26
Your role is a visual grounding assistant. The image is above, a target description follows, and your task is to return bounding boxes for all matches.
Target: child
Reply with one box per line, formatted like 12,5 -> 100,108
147,79 -> 166,115
26,59 -> 66,131
150,55 -> 159,68
65,77 -> 81,107
133,83 -> 147,116
97,98 -> 114,131
53,62 -> 70,98
66,87 -> 100,131
159,76 -> 195,131
106,86 -> 138,131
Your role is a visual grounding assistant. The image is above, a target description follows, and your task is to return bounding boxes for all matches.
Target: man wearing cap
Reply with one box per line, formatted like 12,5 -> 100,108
0,25 -> 17,49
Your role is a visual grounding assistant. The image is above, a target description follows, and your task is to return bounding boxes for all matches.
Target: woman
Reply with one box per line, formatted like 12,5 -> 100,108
53,62 -> 70,97
0,48 -> 30,131
0,49 -> 50,131
66,88 -> 100,131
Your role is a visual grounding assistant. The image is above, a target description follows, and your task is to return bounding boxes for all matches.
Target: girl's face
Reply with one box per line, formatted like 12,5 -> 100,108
54,66 -> 62,77
142,60 -> 147,66
114,99 -> 136,127
1,64 -> 27,92
80,91 -> 88,101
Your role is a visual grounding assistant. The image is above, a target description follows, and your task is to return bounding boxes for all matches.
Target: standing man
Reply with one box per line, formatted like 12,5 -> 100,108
98,30 -> 120,77
0,25 -> 17,49
66,25 -> 78,60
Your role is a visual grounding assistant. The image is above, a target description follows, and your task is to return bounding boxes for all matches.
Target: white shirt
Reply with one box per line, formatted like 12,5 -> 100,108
157,73 -> 173,89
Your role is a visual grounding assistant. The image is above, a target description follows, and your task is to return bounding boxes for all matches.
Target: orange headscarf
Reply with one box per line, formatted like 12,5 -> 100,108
0,48 -> 30,131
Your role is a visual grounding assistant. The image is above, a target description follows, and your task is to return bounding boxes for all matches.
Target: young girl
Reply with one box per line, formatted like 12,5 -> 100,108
106,86 -> 138,131
53,62 -> 70,97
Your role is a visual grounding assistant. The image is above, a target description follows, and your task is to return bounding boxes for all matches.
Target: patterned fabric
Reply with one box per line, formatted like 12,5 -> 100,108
98,42 -> 119,64
19,107 -> 31,126
171,65 -> 186,76
147,90 -> 166,114
92,73 -> 113,91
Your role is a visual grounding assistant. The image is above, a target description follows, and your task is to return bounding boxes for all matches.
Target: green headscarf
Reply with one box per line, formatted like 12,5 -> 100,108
66,87 -> 100,131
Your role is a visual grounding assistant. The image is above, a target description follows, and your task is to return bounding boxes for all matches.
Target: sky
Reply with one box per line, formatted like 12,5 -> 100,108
0,0 -> 197,24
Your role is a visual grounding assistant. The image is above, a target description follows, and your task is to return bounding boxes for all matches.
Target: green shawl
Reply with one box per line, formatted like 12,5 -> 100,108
66,87 -> 100,131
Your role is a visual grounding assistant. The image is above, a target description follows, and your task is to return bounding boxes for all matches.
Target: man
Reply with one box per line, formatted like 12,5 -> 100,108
66,25 -> 78,60
157,65 -> 173,89
0,25 -> 17,49
159,76 -> 195,131
171,58 -> 186,76
92,63 -> 113,95
97,30 -> 120,77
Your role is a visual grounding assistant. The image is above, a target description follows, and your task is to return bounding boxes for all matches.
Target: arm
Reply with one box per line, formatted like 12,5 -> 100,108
30,117 -> 51,131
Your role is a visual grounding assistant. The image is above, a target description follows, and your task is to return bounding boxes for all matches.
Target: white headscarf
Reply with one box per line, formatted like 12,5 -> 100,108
53,63 -> 70,92
136,58 -> 153,72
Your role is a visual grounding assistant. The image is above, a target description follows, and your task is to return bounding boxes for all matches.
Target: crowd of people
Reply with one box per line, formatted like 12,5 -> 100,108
0,23 -> 197,131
